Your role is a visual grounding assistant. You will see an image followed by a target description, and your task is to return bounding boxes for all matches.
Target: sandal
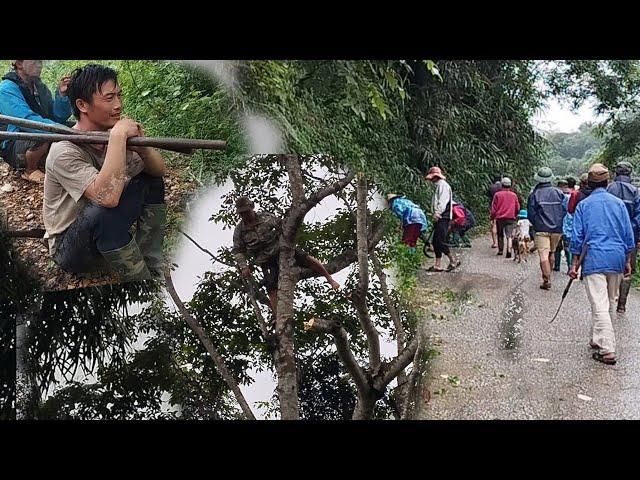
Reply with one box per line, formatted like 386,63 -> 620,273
426,266 -> 445,272
592,351 -> 616,365
21,170 -> 45,184
446,260 -> 461,272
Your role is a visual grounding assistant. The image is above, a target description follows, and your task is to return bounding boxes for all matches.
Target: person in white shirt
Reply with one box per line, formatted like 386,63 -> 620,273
425,166 -> 460,272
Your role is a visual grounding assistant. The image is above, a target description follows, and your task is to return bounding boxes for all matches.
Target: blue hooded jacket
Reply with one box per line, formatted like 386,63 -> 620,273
0,70 -> 72,149
390,196 -> 429,232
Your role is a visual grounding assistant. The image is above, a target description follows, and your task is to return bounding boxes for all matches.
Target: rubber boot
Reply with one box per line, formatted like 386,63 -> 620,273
100,237 -> 151,282
553,248 -> 562,271
617,278 -> 631,313
135,203 -> 166,278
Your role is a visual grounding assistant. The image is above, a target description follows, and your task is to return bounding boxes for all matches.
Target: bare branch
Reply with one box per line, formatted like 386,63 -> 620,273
402,322 -> 427,419
354,172 -> 380,372
371,252 -> 406,355
179,229 -> 234,267
164,269 -> 256,420
179,229 -> 272,340
303,170 -> 357,213
304,317 -> 370,396
283,154 -> 305,207
297,216 -> 388,280
374,335 -> 419,391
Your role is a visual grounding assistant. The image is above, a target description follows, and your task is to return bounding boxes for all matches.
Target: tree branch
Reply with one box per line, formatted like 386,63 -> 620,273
304,317 -> 370,397
303,170 -> 357,214
297,217 -> 387,280
164,269 -> 256,420
354,172 -> 381,372
371,252 -> 406,358
374,335 -> 419,390
179,229 -> 272,340
402,322 -> 427,419
179,229 -> 234,267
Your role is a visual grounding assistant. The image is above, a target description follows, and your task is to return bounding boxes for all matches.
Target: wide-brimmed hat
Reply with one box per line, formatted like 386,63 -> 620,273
501,177 -> 512,187
235,196 -> 255,213
386,193 -> 402,203
517,209 -> 528,219
588,163 -> 609,183
425,166 -> 446,181
615,160 -> 633,175
534,166 -> 554,184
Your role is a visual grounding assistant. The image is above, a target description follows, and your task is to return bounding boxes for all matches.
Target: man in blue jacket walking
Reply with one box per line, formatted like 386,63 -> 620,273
606,160 -> 640,313
528,166 -> 566,290
570,164 -> 635,365
0,60 -> 72,183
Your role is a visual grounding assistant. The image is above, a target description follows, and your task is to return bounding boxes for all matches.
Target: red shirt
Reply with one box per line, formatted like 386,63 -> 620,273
491,189 -> 520,220
567,189 -> 580,214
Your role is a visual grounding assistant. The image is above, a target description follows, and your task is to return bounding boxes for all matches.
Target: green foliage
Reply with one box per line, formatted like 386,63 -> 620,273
542,122 -> 605,177
544,60 -> 640,115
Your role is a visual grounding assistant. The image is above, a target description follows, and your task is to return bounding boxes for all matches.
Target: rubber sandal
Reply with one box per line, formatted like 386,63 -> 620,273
426,266 -> 445,272
540,281 -> 551,290
446,260 -> 461,272
592,351 -> 616,365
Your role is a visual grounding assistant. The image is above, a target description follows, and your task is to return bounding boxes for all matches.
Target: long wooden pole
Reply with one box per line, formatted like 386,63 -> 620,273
0,131 -> 225,154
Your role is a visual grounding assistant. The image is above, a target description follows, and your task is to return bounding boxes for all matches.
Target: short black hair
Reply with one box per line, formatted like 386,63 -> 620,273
67,64 -> 119,118
588,179 -> 608,190
566,177 -> 576,188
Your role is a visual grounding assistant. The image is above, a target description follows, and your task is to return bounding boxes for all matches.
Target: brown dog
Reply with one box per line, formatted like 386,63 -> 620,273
512,226 -> 530,263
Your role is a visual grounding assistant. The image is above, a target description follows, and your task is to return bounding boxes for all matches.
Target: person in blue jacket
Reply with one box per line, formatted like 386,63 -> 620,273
0,60 -> 72,183
569,163 -> 635,365
606,160 -> 640,313
387,193 -> 429,254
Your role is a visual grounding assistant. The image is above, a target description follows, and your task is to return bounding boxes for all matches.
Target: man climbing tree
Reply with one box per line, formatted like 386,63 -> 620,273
232,195 -> 341,313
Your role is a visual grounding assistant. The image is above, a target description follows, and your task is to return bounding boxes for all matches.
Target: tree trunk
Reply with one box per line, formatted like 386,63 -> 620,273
273,240 -> 300,420
352,392 -> 377,420
15,313 -> 39,420
273,154 -> 305,420
354,173 -> 381,372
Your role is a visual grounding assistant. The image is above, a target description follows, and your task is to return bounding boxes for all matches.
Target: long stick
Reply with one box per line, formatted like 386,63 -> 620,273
0,114 -> 103,136
0,130 -> 225,155
549,245 -> 587,324
548,278 -> 574,324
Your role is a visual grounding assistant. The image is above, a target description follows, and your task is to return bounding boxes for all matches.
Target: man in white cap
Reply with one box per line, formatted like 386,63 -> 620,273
490,176 -> 520,258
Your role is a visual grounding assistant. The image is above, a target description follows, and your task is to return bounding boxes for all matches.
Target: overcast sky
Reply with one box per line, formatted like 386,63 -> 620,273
530,97 -> 603,133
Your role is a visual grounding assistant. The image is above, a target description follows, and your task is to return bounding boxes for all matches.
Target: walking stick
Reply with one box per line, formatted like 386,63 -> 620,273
549,244 -> 587,324
549,278 -> 574,324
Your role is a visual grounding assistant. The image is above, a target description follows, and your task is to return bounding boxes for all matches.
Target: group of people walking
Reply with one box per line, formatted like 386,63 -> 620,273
489,162 -> 639,365
388,161 -> 638,367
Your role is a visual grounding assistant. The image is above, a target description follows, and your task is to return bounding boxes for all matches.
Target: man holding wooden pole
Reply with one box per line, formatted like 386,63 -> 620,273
43,64 -> 167,282
0,60 -> 72,183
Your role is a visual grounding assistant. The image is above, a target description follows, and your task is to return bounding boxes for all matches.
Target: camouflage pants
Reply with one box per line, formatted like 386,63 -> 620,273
53,173 -> 165,274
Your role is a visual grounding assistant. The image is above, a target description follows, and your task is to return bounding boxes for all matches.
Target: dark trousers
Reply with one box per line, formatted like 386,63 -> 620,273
496,219 -> 515,253
53,173 -> 165,274
433,218 -> 451,259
